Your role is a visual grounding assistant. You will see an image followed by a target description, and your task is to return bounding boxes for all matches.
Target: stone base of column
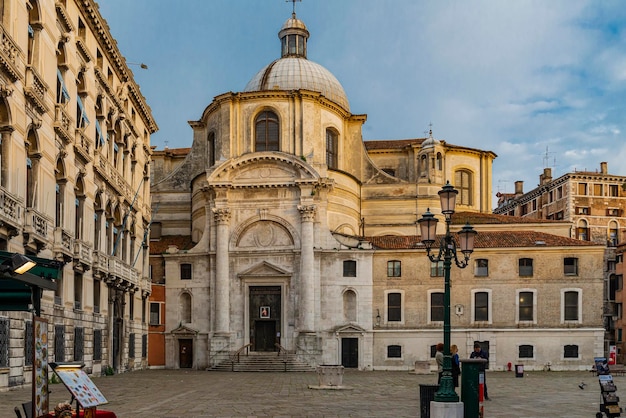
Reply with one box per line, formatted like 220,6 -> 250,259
209,332 -> 233,368
430,401 -> 464,418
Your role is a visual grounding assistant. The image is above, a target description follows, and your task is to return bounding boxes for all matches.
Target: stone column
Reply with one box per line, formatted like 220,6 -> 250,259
212,208 -> 231,333
298,205 -> 316,332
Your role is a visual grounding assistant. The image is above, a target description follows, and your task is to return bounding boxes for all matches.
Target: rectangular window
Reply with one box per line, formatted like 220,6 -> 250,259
25,321 -> 33,366
594,184 -> 603,196
564,344 -> 579,358
94,279 -> 101,313
74,327 -> 84,362
609,185 -> 619,197
387,260 -> 401,277
578,183 -> 587,195
518,344 -> 534,358
343,260 -> 357,277
564,291 -> 579,321
387,345 -> 402,358
519,258 -> 533,276
619,329 -> 623,343
74,272 -> 83,310
557,186 -> 563,199
519,292 -> 533,321
475,292 -> 489,321
326,129 -> 338,170
387,293 -> 401,322
430,261 -> 444,277
180,263 -> 192,280
576,207 -> 590,215
564,258 -> 578,275
430,344 -> 437,358
150,303 -> 161,325
475,259 -> 488,277
55,325 -> 65,362
93,329 -> 102,361
129,333 -> 135,358
431,292 -> 444,322
0,318 -> 9,368
142,334 -> 147,358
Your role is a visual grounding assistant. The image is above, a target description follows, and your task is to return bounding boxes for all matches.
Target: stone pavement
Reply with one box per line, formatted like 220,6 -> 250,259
0,369 -> 620,417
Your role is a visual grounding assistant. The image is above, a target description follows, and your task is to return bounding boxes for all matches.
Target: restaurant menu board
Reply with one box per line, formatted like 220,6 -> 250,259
53,367 -> 108,408
33,317 -> 49,417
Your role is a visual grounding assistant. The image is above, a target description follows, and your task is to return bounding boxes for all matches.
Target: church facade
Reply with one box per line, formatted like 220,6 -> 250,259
149,12 -> 604,371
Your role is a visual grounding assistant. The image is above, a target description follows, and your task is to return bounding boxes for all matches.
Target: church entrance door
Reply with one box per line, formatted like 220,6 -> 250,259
341,337 -> 358,368
179,339 -> 193,368
254,321 -> 276,351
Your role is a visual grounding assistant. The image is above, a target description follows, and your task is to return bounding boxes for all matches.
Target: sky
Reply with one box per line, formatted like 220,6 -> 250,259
96,0 -> 626,207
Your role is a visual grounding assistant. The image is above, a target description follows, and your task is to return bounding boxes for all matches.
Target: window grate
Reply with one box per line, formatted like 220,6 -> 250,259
93,329 -> 102,361
25,322 -> 33,366
564,344 -> 579,358
0,318 -> 9,368
55,325 -> 65,362
142,334 -> 147,358
129,333 -> 135,358
74,327 -> 84,361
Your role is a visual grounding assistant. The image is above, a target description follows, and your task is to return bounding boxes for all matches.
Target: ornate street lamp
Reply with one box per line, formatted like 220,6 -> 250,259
418,181 -> 477,402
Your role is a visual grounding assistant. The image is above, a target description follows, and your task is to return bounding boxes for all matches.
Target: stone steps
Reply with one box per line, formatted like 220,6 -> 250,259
209,352 -> 315,372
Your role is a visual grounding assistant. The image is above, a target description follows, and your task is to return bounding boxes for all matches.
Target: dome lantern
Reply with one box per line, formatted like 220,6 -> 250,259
279,13 -> 309,58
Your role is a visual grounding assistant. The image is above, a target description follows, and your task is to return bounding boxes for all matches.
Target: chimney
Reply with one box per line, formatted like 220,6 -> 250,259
540,168 -> 552,185
515,181 -> 524,195
601,162 -> 608,174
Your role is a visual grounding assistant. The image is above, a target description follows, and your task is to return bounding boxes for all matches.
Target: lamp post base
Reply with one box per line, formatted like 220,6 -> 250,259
430,401 -> 464,418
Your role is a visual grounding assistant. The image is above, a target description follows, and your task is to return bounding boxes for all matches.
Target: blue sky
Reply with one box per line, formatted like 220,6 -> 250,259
97,1 -> 626,206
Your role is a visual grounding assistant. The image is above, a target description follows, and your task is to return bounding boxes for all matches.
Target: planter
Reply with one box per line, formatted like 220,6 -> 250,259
316,364 -> 344,387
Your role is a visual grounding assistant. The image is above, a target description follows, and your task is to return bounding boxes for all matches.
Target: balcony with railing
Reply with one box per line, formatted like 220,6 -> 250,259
53,227 -> 73,261
94,152 -> 132,201
0,25 -> 22,81
24,207 -> 50,248
25,65 -> 49,113
54,104 -> 73,143
73,239 -> 92,269
74,128 -> 93,162
108,257 -> 139,289
0,186 -> 23,235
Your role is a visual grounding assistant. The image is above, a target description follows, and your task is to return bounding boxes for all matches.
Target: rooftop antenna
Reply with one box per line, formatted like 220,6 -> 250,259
542,146 -> 557,169
424,121 -> 433,138
497,179 -> 514,194
287,0 -> 302,15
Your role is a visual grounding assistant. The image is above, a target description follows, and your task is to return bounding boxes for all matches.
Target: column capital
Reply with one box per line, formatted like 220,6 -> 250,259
212,207 -> 231,224
298,205 -> 317,222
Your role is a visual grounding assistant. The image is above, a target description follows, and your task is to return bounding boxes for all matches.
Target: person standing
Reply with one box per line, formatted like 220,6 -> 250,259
435,342 -> 444,384
450,344 -> 461,388
470,343 -> 490,400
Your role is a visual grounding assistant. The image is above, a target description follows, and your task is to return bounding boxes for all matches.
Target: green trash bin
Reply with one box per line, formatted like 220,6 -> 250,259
419,384 -> 439,418
461,358 -> 488,418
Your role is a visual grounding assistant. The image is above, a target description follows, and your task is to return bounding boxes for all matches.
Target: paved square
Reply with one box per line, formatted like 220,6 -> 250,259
0,370 -> 620,417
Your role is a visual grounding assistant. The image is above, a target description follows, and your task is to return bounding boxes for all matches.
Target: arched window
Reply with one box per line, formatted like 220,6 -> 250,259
0,99 -> 8,188
609,221 -> 618,246
326,129 -> 338,169
577,219 -> 589,241
94,194 -> 103,251
255,111 -> 279,151
55,158 -> 65,228
343,290 -> 357,322
180,293 -> 192,323
436,152 -> 443,170
208,131 -> 216,166
26,130 -> 39,208
27,1 -> 41,65
454,169 -> 473,205
420,155 -> 428,177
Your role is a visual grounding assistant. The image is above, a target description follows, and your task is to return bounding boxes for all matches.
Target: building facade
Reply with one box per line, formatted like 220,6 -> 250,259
149,12 -> 605,371
0,0 -> 156,389
494,164 -> 626,354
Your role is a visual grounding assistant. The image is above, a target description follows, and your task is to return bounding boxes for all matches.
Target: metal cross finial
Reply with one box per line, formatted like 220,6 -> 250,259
286,0 -> 302,15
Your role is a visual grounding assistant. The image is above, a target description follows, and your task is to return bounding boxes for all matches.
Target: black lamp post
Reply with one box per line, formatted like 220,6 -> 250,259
418,181 -> 477,402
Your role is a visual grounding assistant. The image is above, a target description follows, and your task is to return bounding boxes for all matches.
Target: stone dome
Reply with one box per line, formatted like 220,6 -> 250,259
243,13 -> 350,111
